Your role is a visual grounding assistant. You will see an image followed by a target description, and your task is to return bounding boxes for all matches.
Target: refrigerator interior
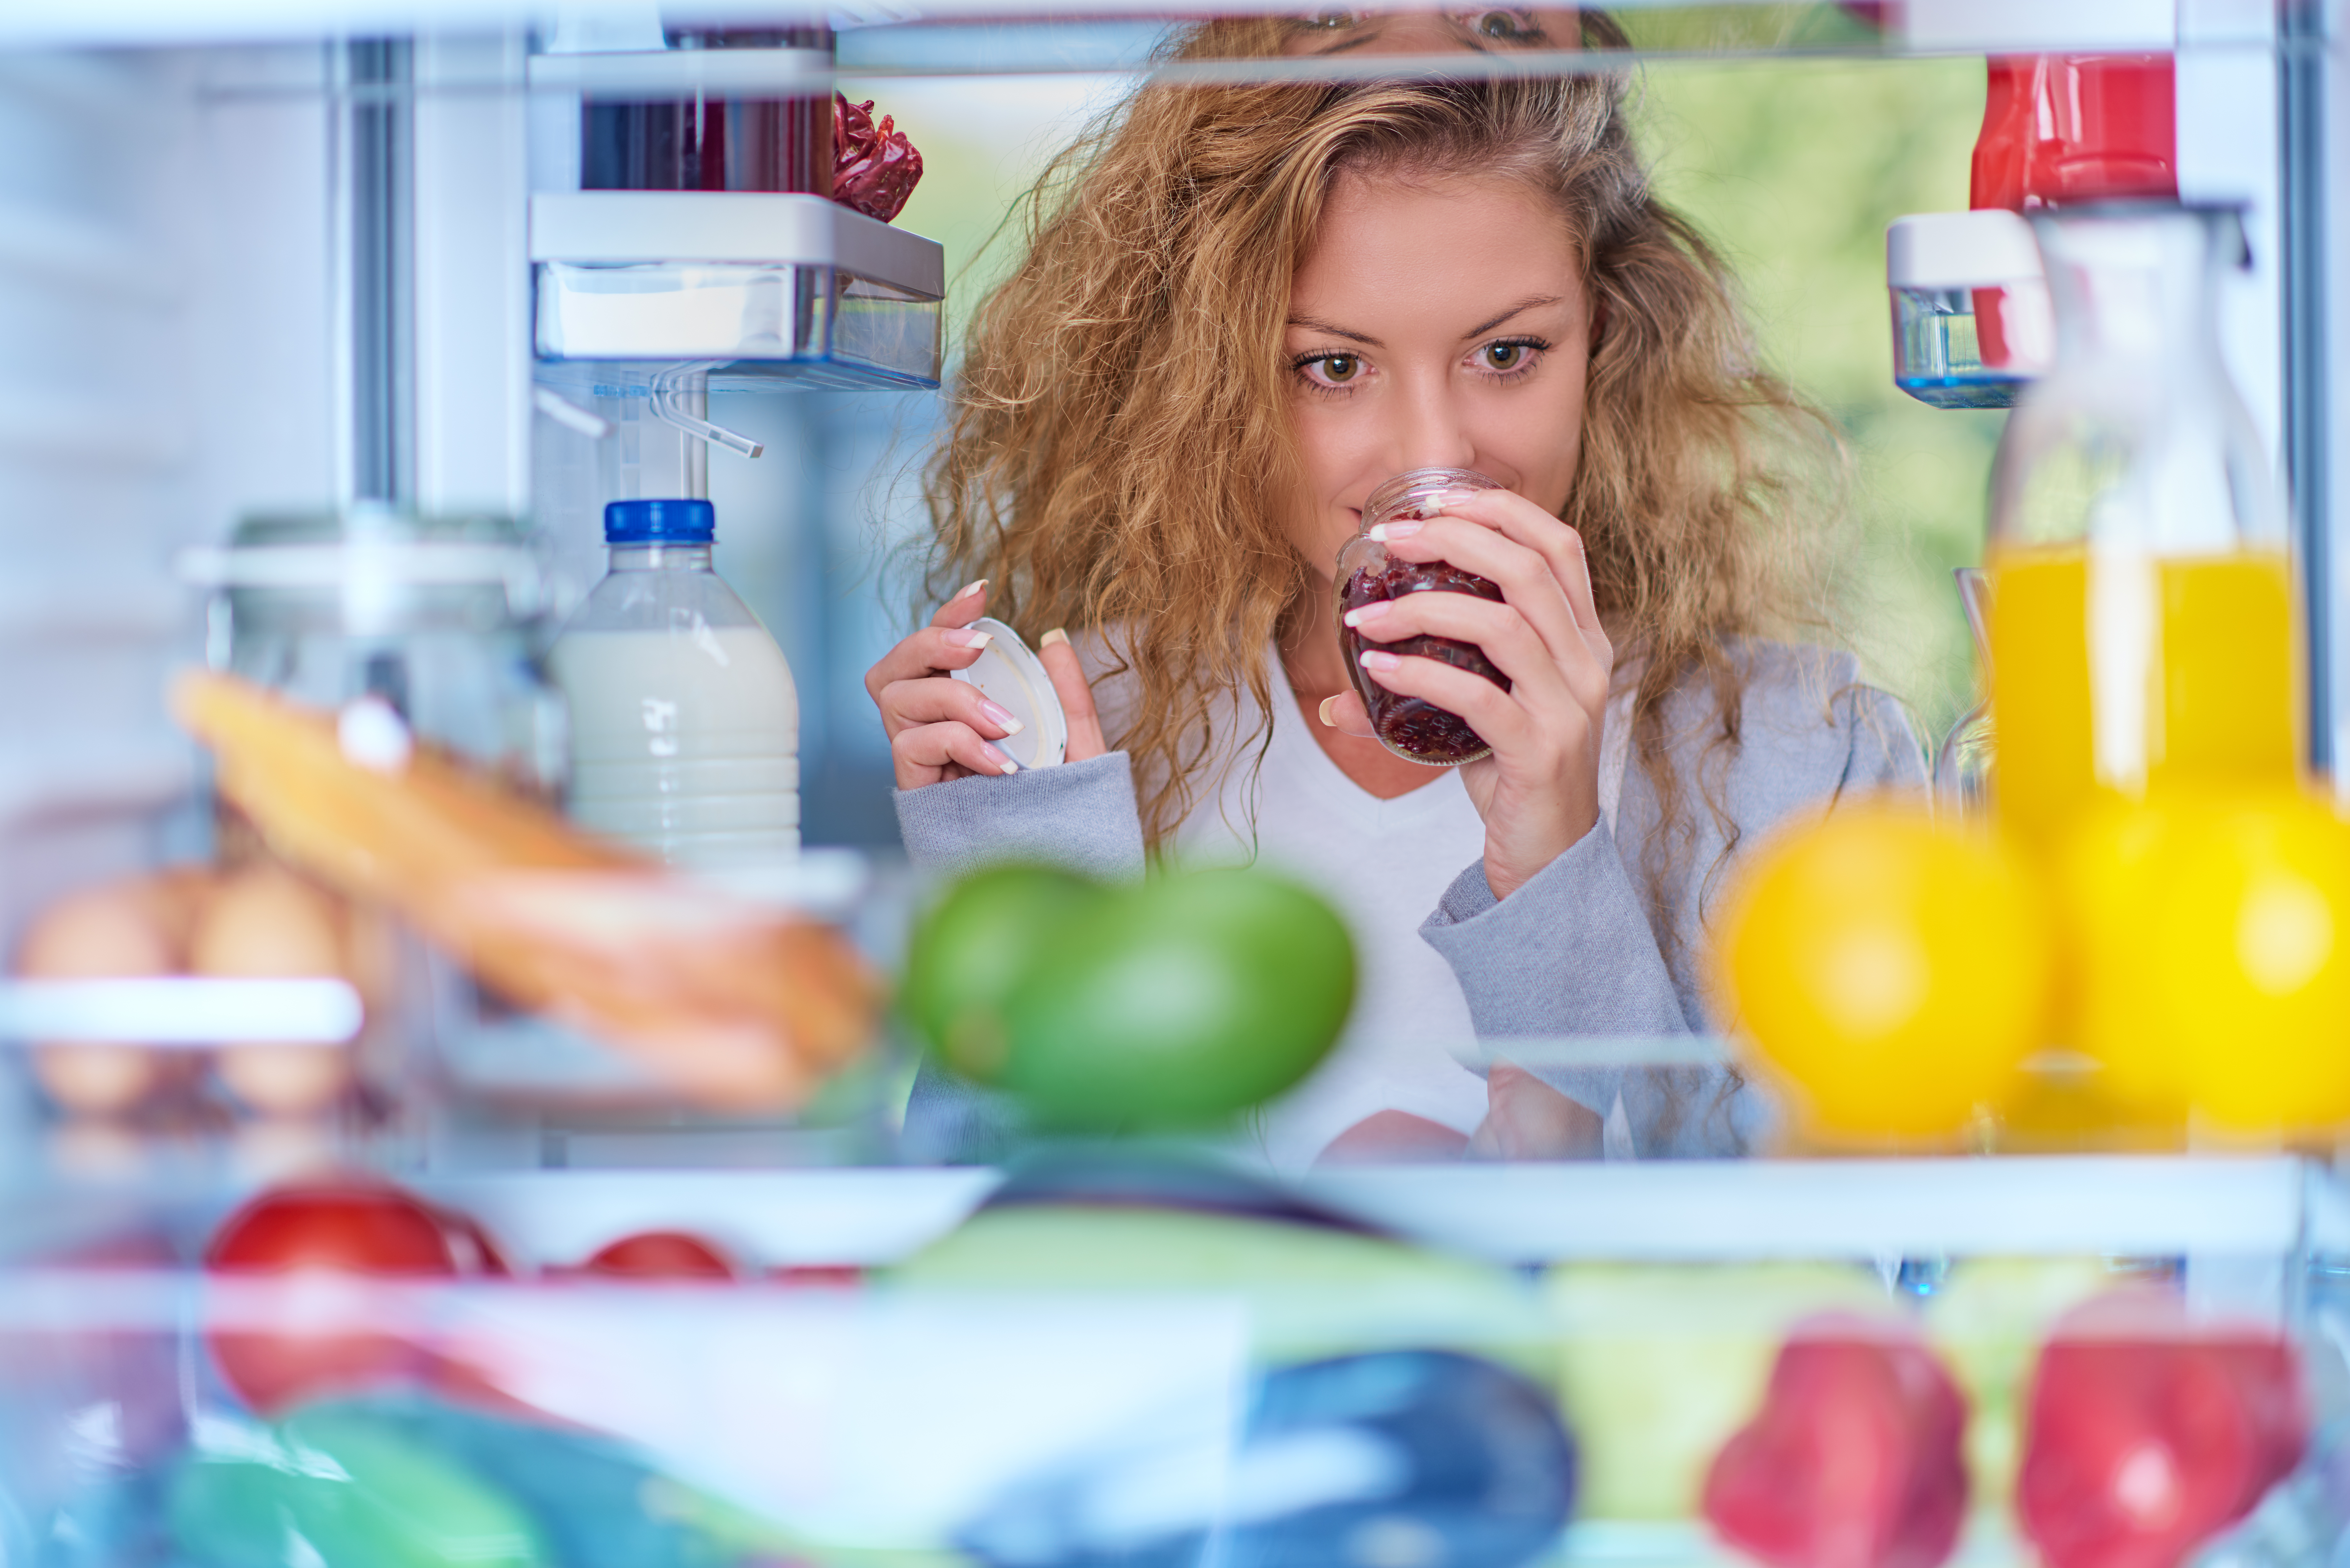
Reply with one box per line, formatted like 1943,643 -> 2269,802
0,2 -> 2344,1564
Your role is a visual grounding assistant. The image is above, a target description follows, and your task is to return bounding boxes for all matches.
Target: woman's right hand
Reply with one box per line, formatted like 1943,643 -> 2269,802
864,581 -> 1107,789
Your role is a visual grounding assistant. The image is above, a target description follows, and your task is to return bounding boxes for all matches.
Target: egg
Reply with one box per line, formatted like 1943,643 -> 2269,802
140,866 -> 220,956
191,864 -> 359,1116
31,1044 -> 168,1116
20,880 -> 179,980
16,871 -> 217,1116
215,1045 -> 355,1118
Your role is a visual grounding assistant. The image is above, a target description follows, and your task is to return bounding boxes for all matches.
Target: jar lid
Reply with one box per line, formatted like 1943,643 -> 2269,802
177,508 -> 540,603
606,497 -> 716,544
949,617 -> 1067,770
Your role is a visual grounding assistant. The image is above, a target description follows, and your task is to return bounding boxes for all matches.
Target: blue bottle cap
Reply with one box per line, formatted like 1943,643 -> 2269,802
604,498 -> 715,544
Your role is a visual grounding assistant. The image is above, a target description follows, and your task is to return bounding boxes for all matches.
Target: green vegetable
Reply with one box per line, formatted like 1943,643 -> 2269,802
891,1203 -> 1546,1371
170,1405 -> 548,1568
1004,867 -> 1354,1128
902,863 -> 1356,1131
900,863 -> 1103,1080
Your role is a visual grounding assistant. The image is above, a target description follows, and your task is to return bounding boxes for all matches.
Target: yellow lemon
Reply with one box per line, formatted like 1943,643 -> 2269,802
1712,800 -> 2053,1142
2147,791 -> 2350,1134
2055,795 -> 2202,1120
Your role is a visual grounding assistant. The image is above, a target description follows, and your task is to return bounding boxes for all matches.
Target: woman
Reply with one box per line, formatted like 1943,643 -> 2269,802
867,17 -> 1925,1168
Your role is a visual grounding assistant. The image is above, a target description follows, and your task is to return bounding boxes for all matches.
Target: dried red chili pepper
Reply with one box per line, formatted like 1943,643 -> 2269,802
833,94 -> 923,223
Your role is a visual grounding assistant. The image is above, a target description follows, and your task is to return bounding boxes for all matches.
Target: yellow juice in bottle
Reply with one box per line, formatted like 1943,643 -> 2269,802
1988,546 -> 2297,850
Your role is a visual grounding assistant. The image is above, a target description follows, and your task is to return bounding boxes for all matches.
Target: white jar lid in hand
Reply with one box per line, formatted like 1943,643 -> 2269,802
950,617 -> 1067,770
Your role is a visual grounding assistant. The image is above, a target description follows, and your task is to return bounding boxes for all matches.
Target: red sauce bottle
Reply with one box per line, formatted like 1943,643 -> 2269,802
1969,54 -> 2177,368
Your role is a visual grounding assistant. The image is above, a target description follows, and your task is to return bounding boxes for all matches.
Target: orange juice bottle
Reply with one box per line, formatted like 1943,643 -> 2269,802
1979,204 -> 2300,1147
1989,546 -> 2297,852
1983,204 -> 2297,856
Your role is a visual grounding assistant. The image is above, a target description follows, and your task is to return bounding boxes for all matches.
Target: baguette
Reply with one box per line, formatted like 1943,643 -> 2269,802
172,671 -> 876,1108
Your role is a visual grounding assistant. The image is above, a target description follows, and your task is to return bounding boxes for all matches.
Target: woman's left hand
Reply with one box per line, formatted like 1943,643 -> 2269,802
1325,486 -> 1614,899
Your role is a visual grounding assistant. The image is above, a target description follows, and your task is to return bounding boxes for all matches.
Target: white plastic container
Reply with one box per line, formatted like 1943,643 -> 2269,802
549,498 -> 801,870
1887,208 -> 2053,409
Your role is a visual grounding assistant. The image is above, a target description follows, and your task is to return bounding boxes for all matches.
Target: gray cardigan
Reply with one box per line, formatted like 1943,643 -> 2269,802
893,642 -> 1926,1159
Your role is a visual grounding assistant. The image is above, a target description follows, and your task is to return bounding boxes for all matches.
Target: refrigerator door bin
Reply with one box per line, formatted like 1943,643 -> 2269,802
530,191 -> 944,388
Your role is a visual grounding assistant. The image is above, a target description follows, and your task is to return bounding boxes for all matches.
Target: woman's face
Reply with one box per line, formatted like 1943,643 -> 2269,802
1278,9 -> 1585,57
1283,167 -> 1593,585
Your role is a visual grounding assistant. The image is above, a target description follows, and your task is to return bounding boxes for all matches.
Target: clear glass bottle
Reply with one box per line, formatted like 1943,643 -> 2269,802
578,27 -> 834,196
549,498 -> 801,871
1934,568 -> 1996,822
1335,467 -> 1511,766
1984,203 -> 2293,853
197,505 -> 565,1133
209,505 -> 564,787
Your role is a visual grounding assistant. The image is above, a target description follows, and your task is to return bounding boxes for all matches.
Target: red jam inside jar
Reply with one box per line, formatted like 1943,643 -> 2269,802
1334,468 -> 1512,766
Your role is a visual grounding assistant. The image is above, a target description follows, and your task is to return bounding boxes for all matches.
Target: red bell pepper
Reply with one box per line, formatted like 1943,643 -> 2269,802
2020,1291 -> 2305,1568
1703,1317 -> 1970,1568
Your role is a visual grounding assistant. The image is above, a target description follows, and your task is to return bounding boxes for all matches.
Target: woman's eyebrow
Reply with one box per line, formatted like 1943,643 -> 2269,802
1286,315 -> 1383,347
1462,295 -> 1566,339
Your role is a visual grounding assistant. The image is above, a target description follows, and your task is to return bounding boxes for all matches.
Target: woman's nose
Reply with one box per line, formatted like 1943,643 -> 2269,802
1384,374 -> 1478,474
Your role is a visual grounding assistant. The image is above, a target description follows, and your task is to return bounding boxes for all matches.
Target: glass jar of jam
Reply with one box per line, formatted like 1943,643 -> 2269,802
1335,467 -> 1512,766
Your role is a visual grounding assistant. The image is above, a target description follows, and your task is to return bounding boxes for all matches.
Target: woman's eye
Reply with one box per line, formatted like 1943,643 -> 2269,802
1461,8 -> 1543,42
1310,354 -> 1361,384
1482,341 -> 1530,371
1307,10 -> 1355,28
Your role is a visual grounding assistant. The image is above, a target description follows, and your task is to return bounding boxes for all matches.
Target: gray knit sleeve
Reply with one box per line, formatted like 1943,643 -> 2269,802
1419,823 -> 1694,1036
891,752 -> 1148,882
1416,648 -> 1925,1158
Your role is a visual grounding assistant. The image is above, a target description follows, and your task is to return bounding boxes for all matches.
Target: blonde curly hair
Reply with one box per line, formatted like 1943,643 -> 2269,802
924,19 -> 1837,916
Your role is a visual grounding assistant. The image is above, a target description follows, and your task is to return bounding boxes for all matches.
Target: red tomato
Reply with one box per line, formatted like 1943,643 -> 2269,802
581,1231 -> 737,1280
203,1180 -> 499,1413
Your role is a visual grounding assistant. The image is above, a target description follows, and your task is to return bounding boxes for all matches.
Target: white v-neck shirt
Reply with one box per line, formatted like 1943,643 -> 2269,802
1169,674 -> 1493,1172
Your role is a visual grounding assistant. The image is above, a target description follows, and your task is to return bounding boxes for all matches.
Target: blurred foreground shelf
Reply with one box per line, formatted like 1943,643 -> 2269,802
399,1154 -> 2350,1273
7,1155 -> 2341,1275
1302,1154 -> 2350,1264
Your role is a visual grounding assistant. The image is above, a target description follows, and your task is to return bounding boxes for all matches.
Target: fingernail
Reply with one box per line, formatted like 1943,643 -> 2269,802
1368,521 -> 1422,543
980,699 -> 1025,735
1358,650 -> 1400,673
1434,486 -> 1483,509
955,630 -> 994,651
1317,695 -> 1339,727
983,743 -> 1019,774
953,578 -> 987,601
1039,628 -> 1071,650
1341,601 -> 1389,628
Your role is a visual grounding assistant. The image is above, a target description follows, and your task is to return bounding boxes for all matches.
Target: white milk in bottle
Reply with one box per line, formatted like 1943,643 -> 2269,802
549,498 -> 800,870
